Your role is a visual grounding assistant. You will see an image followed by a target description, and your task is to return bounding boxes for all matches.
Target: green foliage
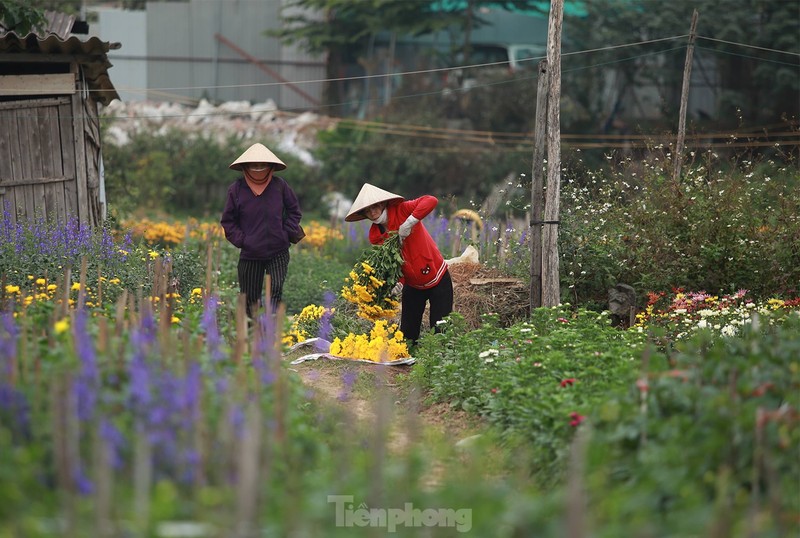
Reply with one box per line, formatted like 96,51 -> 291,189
0,0 -> 45,34
586,314 -> 800,535
0,217 -> 204,317
409,302 -> 800,535
411,306 -> 647,485
557,152 -> 800,306
313,117 -> 525,203
565,0 -> 800,126
282,248 -> 353,315
357,232 -> 403,300
100,128 -> 323,219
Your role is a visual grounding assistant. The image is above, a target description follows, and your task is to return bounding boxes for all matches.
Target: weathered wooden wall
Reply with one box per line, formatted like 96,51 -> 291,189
0,76 -> 102,228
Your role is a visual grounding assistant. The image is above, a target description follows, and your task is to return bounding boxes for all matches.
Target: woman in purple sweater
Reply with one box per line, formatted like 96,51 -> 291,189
220,143 -> 303,317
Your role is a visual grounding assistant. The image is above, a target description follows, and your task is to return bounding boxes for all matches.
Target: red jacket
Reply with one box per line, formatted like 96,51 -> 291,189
368,196 -> 447,290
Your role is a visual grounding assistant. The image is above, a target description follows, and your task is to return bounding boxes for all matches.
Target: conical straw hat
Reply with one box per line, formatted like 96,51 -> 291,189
345,183 -> 404,222
229,143 -> 287,171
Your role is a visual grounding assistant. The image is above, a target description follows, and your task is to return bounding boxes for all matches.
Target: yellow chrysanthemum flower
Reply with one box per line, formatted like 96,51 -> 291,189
54,319 -> 69,334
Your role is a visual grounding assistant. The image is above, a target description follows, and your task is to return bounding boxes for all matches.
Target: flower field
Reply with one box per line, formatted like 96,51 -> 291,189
2,163 -> 799,538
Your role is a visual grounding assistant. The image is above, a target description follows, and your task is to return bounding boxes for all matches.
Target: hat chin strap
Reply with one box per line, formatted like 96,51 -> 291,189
245,168 -> 271,183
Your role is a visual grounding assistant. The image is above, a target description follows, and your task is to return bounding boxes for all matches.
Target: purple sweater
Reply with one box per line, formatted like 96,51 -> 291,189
220,176 -> 303,260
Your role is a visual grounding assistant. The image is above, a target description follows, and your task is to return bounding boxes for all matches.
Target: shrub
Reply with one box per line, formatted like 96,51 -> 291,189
102,129 -> 323,219
586,313 -> 800,535
410,306 -> 647,485
282,249 -> 353,316
559,152 -> 799,306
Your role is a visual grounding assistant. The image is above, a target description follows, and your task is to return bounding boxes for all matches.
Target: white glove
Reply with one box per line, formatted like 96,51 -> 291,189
398,215 -> 420,240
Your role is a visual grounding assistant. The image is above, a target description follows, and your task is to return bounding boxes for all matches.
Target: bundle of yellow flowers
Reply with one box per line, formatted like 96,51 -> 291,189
283,303 -> 334,347
329,319 -> 409,362
341,233 -> 403,321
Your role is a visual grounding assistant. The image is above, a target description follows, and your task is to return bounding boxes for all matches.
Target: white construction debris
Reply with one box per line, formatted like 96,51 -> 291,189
101,99 -> 339,167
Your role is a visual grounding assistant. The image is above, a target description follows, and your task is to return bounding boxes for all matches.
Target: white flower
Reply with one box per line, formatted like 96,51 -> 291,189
721,325 -> 737,337
696,319 -> 708,329
484,357 -> 495,364
478,349 -> 499,359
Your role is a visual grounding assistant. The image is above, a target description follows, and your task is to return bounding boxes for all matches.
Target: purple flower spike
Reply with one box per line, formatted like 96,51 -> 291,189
73,309 -> 98,421
201,295 -> 225,362
0,312 -> 19,377
100,418 -> 126,469
183,361 -> 202,423
317,291 -> 336,342
73,466 -> 94,496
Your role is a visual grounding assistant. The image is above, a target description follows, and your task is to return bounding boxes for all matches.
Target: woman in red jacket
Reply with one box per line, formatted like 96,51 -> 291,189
346,183 -> 453,343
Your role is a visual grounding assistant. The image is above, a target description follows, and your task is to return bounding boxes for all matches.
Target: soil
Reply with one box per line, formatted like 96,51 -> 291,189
286,356 -> 480,454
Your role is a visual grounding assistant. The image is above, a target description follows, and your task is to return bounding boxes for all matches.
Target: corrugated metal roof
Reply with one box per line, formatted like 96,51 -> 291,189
0,12 -> 121,105
0,34 -> 121,105
43,10 -> 77,40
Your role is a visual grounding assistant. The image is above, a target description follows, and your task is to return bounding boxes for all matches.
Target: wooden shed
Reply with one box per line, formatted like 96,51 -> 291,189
0,13 -> 120,228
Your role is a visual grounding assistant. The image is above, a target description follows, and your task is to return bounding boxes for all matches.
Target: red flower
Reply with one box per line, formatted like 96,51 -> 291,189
560,378 -> 577,388
636,378 -> 649,393
557,317 -> 569,323
569,412 -> 585,427
491,388 -> 498,394
751,382 -> 774,397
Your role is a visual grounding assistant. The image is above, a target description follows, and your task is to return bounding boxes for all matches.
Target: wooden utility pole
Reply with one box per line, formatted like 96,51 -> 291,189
672,9 -> 699,182
542,0 -> 564,307
530,60 -> 549,310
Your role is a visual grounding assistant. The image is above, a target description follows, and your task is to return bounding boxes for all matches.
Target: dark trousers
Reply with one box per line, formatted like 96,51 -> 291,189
400,270 -> 453,343
238,249 -> 290,317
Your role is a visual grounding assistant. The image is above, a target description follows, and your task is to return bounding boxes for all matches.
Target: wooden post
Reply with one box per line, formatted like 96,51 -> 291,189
530,59 -> 549,310
673,9 -> 699,183
235,401 -> 263,537
543,0 -> 564,307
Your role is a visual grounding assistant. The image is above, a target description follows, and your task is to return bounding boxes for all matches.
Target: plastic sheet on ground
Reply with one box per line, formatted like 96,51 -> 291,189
285,337 -> 416,366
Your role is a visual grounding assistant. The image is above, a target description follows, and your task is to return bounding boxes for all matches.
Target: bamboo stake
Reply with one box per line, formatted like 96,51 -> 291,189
93,421 -> 114,537
97,317 -> 108,355
193,379 -> 207,489
78,256 -> 87,308
97,266 -> 103,309
235,401 -> 263,538
673,10 -> 700,183
565,425 -> 589,538
114,290 -> 127,339
369,365 -> 391,511
234,294 -> 247,365
133,420 -> 153,531
52,374 -> 78,536
272,303 -> 287,448
205,236 -> 213,298
61,266 -> 72,318
452,219 -> 462,258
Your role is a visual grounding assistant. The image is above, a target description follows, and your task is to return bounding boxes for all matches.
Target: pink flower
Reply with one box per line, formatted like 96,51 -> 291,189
636,378 -> 649,393
560,378 -> 577,388
557,317 -> 569,323
569,412 -> 585,427
491,388 -> 498,394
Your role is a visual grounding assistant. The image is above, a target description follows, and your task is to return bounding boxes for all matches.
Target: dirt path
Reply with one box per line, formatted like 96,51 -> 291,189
286,356 -> 479,456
